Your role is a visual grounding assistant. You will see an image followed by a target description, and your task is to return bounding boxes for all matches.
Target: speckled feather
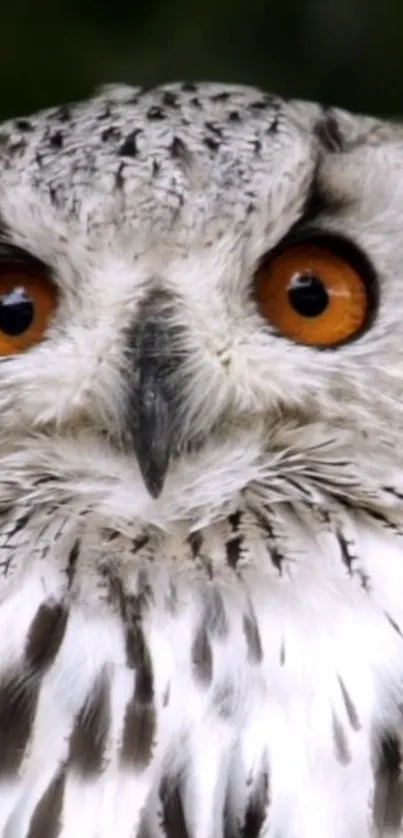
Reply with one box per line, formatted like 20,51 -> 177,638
0,82 -> 403,837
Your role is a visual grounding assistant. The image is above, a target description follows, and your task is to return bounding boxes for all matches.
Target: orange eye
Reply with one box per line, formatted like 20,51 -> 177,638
254,239 -> 373,348
0,264 -> 57,356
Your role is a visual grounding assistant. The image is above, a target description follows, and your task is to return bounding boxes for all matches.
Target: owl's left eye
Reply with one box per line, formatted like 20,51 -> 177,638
0,264 -> 57,355
254,235 -> 375,348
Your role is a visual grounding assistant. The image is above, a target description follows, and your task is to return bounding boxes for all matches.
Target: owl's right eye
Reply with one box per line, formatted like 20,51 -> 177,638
254,233 -> 376,349
0,263 -> 57,355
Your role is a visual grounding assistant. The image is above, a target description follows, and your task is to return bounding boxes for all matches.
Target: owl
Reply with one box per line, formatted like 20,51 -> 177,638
0,80 -> 403,838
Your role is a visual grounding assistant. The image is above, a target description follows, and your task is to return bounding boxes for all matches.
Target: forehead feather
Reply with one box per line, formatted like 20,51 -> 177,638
0,83 -> 324,253
0,81 -> 398,268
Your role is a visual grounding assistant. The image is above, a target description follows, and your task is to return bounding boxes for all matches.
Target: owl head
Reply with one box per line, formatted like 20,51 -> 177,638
0,83 -> 401,527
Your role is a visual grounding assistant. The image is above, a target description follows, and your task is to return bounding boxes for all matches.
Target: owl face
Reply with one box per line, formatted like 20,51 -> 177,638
0,83 -> 402,522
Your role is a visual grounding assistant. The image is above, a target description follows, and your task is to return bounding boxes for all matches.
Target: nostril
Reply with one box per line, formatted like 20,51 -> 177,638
219,351 -> 231,371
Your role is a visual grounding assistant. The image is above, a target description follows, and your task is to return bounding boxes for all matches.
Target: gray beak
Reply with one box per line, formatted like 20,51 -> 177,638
134,340 -> 172,498
127,290 -> 183,498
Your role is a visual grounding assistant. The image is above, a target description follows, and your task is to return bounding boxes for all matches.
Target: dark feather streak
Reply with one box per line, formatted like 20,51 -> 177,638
68,670 -> 110,776
26,769 -> 66,838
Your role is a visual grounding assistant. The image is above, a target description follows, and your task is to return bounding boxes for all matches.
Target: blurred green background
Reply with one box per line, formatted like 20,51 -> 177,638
1,0 -> 401,120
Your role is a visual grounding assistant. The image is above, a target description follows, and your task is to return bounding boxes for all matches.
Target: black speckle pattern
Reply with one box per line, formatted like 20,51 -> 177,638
49,131 -> 64,149
147,105 -> 166,121
115,162 -> 126,189
161,91 -> 179,109
0,80 -> 377,252
169,136 -> 191,164
102,125 -> 121,143
203,136 -> 219,153
15,119 -> 34,132
119,130 -> 141,157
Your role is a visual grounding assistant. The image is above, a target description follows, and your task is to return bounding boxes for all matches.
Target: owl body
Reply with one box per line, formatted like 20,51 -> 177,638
0,83 -> 403,836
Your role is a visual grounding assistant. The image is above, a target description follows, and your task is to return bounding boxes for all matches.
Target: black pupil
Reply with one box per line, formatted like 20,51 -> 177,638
0,286 -> 34,336
287,272 -> 329,318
